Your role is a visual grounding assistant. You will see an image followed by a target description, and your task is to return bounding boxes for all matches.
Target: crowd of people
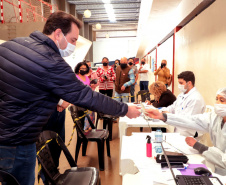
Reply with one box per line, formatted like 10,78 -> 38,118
0,10 -> 226,185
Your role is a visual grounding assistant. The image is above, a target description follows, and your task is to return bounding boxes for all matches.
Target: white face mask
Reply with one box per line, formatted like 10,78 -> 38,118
57,33 -> 76,57
178,84 -> 187,93
214,104 -> 226,117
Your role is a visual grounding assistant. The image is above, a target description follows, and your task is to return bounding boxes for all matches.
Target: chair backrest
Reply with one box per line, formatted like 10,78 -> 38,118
36,131 -> 77,184
68,105 -> 90,139
136,90 -> 150,103
0,170 -> 20,185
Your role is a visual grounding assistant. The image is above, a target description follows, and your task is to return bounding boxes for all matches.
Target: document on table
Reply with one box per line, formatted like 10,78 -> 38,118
163,134 -> 199,155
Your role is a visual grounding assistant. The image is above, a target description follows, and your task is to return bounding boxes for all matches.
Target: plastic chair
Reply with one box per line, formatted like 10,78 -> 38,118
36,131 -> 100,185
95,112 -> 118,141
136,90 -> 150,103
69,105 -> 111,171
0,170 -> 20,185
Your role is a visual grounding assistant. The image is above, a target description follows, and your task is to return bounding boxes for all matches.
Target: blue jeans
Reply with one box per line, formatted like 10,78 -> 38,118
140,81 -> 149,91
114,92 -> 129,103
130,84 -> 135,102
0,143 -> 36,185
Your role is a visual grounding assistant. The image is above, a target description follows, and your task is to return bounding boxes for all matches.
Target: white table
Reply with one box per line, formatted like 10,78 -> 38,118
118,114 -> 174,176
118,115 -> 174,147
120,133 -> 226,185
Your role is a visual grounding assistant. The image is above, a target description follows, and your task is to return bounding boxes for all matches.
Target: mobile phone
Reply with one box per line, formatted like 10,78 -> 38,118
161,162 -> 184,169
90,79 -> 98,84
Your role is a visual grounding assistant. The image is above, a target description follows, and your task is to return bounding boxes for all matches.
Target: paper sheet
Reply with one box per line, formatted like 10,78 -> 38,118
163,134 -> 199,155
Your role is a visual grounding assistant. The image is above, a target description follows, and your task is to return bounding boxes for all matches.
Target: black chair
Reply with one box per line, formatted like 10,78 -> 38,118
36,131 -> 100,185
95,112 -> 117,141
136,90 -> 151,103
69,105 -> 110,171
0,170 -> 20,185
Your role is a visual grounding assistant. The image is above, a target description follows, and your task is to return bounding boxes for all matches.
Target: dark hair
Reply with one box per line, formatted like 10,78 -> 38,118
178,71 -> 195,86
74,62 -> 89,74
128,58 -> 134,61
115,59 -> 120,63
102,57 -> 109,62
43,11 -> 83,35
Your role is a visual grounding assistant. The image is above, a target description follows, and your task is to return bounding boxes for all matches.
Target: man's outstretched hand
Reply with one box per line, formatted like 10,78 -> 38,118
126,106 -> 141,119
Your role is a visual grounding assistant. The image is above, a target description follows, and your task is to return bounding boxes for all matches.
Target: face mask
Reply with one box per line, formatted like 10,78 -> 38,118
214,104 -> 226,117
161,63 -> 166,68
80,70 -> 87,76
103,62 -> 108,66
128,62 -> 133,66
57,33 -> 75,57
141,62 -> 145,65
120,63 -> 127,69
115,63 -> 118,66
178,84 -> 187,93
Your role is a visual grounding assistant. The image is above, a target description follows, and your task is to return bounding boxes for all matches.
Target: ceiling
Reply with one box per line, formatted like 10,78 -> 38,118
67,0 -> 141,39
136,0 -> 182,57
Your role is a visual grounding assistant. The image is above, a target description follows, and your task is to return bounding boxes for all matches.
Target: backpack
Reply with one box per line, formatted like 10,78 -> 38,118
167,74 -> 172,86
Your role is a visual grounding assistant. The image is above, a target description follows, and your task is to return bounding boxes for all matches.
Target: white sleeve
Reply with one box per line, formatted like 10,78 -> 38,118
183,98 -> 205,115
166,113 -> 210,132
58,99 -> 64,106
203,147 -> 226,170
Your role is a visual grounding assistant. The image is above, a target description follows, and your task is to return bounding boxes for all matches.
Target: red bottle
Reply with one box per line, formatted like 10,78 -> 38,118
146,135 -> 152,157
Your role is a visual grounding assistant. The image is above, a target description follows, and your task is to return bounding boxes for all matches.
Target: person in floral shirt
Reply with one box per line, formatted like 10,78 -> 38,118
96,57 -> 116,97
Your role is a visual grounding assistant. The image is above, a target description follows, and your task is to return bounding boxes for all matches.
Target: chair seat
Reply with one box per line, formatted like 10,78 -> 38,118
85,129 -> 109,140
59,167 -> 99,185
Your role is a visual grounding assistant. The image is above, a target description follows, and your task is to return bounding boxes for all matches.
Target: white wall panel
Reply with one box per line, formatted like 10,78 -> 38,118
175,0 -> 226,105
93,38 -> 137,63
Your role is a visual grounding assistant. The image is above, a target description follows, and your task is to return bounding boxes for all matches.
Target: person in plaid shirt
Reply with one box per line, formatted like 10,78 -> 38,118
96,57 -> 116,97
